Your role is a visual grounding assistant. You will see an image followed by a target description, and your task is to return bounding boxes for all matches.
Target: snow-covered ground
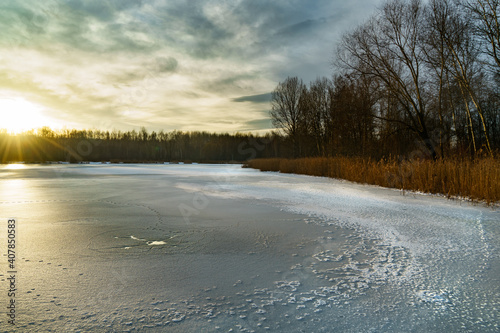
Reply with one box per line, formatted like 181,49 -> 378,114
0,164 -> 498,332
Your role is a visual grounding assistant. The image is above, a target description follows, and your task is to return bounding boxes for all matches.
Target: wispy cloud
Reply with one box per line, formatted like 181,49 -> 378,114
0,0 -> 381,132
233,93 -> 272,104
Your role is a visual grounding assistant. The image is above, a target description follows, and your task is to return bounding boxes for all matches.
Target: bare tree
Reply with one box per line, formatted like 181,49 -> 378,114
423,0 -> 456,157
437,0 -> 494,155
328,75 -> 377,156
302,77 -> 333,156
337,0 -> 438,159
270,77 -> 306,157
464,0 -> 500,74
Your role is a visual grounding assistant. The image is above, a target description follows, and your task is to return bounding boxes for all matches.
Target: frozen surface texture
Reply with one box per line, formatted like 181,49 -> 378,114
0,164 -> 498,332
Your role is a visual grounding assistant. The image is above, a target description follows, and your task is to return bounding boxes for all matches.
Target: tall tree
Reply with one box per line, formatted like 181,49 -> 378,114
270,76 -> 306,157
439,0 -> 493,155
464,0 -> 500,75
337,0 -> 438,159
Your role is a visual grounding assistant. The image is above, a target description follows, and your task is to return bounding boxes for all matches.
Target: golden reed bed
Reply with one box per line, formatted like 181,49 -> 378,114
245,157 -> 500,205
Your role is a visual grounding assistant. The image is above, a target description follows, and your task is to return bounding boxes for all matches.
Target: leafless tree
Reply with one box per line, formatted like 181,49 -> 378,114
337,0 -> 438,159
270,76 -> 306,157
423,0 -> 455,157
464,0 -> 500,74
435,0 -> 493,155
300,77 -> 334,156
328,75 -> 377,156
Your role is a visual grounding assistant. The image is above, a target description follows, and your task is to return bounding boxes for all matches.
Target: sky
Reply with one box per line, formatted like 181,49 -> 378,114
0,0 -> 381,134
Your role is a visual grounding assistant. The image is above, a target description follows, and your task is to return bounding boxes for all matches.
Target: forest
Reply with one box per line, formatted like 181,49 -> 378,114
269,0 -> 500,160
0,128 -> 279,163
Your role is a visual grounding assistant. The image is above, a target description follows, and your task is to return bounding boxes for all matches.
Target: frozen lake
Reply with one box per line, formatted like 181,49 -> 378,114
0,164 -> 498,332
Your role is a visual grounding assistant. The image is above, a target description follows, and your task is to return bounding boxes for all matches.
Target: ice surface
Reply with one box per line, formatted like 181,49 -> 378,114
0,164 -> 498,332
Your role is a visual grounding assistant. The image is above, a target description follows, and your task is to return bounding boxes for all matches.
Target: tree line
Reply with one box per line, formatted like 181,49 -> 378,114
270,0 -> 500,160
0,128 -> 283,163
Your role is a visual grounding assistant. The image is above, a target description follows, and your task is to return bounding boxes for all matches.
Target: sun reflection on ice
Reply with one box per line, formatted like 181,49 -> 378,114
0,171 -> 36,203
3,163 -> 27,170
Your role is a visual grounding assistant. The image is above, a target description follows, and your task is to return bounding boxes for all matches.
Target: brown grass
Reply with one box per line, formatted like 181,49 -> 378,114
245,157 -> 500,204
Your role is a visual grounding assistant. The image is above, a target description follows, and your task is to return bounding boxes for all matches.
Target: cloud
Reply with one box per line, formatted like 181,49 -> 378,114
154,57 -> 178,73
242,118 -> 274,131
233,93 -> 272,104
0,0 -> 383,133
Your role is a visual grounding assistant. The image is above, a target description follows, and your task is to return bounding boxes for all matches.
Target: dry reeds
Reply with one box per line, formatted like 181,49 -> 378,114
245,157 -> 500,204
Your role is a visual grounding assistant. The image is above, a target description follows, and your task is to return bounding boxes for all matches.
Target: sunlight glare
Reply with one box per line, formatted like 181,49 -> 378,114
4,164 -> 26,170
0,97 -> 56,133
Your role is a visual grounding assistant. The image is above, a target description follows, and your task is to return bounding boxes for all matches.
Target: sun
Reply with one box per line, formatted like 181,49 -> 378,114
0,97 -> 57,134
